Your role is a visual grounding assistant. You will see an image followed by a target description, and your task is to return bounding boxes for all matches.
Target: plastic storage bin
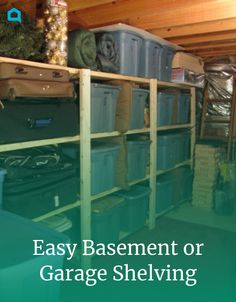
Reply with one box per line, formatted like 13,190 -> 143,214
140,39 -> 163,78
129,88 -> 149,130
91,143 -> 120,195
156,172 -> 176,213
159,46 -> 175,82
92,195 -> 124,244
0,210 -> 69,302
157,132 -> 180,170
127,139 -> 150,182
91,83 -> 120,133
157,92 -> 177,126
0,168 -> 6,208
116,185 -> 150,232
172,167 -> 193,203
110,30 -> 143,76
177,92 -> 190,124
179,130 -> 191,162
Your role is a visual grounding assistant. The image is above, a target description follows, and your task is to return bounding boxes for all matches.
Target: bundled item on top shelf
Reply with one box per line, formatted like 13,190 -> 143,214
68,29 -> 97,69
1,146 -> 78,219
192,144 -> 226,210
44,0 -> 68,66
0,10 -> 44,61
95,32 -> 119,73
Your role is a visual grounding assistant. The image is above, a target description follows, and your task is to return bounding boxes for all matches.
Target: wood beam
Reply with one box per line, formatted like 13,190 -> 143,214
69,0 -> 214,28
185,41 -> 236,51
129,1 -> 236,30
169,31 -> 236,46
150,18 -> 236,38
67,0 -> 115,13
194,48 -> 236,57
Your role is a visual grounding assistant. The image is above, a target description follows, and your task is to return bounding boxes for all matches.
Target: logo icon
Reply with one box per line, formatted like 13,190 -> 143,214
7,8 -> 22,23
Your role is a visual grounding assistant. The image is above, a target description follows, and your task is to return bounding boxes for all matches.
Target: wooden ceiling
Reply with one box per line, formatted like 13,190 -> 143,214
2,0 -> 236,62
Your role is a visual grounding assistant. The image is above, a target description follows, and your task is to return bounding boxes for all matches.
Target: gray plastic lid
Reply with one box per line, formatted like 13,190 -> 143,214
91,83 -> 121,90
127,140 -> 150,146
116,185 -> 150,200
92,195 -> 124,214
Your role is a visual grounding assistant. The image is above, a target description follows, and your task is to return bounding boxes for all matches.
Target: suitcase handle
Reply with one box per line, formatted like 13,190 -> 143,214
27,117 -> 53,129
52,71 -> 63,79
15,67 -> 28,75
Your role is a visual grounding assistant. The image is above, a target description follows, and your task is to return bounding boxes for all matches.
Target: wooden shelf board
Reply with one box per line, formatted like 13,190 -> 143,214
91,176 -> 150,201
33,200 -> 81,222
0,136 -> 80,152
90,70 -> 150,83
157,160 -> 191,176
157,124 -> 192,131
91,128 -> 150,139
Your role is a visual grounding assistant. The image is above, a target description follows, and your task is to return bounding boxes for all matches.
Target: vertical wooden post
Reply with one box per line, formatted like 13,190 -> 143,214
80,69 -> 92,269
190,87 -> 196,168
149,79 -> 157,229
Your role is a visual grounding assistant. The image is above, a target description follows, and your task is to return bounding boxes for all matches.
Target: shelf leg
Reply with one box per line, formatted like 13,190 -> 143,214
190,87 -> 196,169
79,69 -> 92,269
149,79 -> 157,230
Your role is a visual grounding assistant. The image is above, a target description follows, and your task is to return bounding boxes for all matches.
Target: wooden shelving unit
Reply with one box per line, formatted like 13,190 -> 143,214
0,57 -> 196,269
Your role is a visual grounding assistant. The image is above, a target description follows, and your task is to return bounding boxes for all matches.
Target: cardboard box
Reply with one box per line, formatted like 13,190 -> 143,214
172,52 -> 204,73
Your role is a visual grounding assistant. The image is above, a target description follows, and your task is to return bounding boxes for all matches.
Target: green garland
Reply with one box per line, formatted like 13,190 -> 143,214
0,11 -> 45,61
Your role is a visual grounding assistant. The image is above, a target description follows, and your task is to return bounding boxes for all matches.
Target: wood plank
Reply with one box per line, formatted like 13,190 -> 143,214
67,0 -> 115,12
79,69 -> 92,269
150,18 -> 236,38
185,41 -> 236,51
195,48 -> 236,57
149,79 -> 157,230
190,87 -> 196,169
0,136 -> 80,152
69,0 -> 212,28
129,1 -> 236,30
169,31 -> 236,46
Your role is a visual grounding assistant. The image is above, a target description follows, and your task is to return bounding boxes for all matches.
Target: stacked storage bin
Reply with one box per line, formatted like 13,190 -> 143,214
91,143 -> 120,194
157,130 -> 190,170
177,92 -> 190,124
127,138 -> 150,182
92,195 -> 125,244
129,88 -> 149,129
157,91 -> 177,126
102,30 -> 143,76
159,46 -> 175,82
116,186 -> 150,232
140,40 -> 163,78
90,83 -> 120,133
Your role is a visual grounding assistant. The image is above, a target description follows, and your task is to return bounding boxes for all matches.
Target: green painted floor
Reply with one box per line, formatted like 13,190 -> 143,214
166,202 -> 236,233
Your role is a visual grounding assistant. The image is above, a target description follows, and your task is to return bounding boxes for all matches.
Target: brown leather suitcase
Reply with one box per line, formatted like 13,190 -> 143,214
0,63 -> 70,82
0,79 -> 75,99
